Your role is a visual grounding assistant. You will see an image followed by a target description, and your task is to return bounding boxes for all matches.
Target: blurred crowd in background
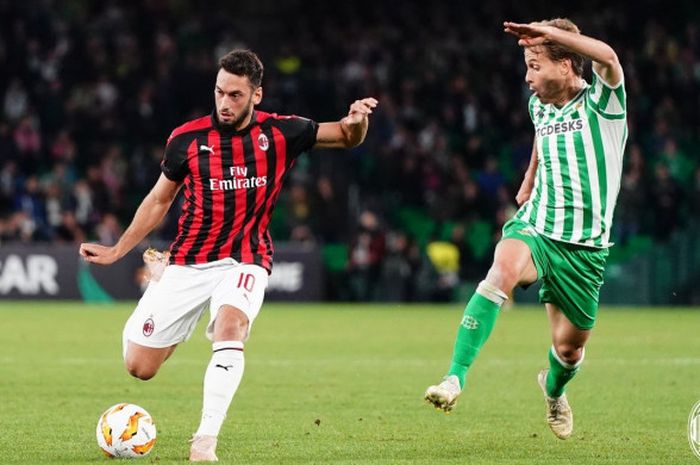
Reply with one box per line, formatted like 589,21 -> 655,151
1,0 -> 699,300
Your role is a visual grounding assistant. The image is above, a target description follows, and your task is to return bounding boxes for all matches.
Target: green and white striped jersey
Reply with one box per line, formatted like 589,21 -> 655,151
515,69 -> 628,248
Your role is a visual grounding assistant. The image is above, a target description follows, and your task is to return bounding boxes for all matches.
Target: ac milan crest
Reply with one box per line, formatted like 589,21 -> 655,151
143,318 -> 155,337
257,133 -> 269,151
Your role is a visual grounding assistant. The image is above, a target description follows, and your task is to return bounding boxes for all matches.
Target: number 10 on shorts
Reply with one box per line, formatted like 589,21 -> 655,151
237,273 -> 256,292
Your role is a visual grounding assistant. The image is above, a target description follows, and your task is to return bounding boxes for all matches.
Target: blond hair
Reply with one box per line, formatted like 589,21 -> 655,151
536,18 -> 585,76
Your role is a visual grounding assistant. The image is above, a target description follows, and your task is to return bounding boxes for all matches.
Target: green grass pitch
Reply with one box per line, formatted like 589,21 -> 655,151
0,301 -> 698,464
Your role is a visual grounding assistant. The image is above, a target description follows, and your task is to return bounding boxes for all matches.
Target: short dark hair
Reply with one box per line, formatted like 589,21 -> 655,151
536,18 -> 586,76
218,50 -> 264,87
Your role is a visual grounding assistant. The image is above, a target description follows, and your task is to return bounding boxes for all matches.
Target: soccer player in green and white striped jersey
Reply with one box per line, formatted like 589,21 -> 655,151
425,18 -> 627,440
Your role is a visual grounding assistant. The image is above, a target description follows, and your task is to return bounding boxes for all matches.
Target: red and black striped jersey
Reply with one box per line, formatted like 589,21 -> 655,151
161,110 -> 319,271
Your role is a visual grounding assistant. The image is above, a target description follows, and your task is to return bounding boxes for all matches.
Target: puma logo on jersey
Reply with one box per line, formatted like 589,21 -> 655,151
215,364 -> 235,371
200,145 -> 215,154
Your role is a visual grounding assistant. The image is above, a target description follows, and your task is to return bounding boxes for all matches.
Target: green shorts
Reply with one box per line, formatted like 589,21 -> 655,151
501,219 -> 609,330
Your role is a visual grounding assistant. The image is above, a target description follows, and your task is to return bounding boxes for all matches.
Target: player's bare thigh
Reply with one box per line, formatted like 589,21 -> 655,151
485,238 -> 538,292
124,342 -> 178,381
546,303 -> 590,364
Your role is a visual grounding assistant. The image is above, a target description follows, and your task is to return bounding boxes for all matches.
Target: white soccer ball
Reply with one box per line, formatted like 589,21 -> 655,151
96,403 -> 157,458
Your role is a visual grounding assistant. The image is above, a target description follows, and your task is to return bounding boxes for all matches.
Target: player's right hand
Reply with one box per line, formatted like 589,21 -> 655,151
503,21 -> 551,47
344,97 -> 379,125
79,243 -> 120,265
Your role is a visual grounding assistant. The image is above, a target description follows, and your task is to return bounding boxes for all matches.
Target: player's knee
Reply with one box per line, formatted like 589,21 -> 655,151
485,263 -> 519,293
125,359 -> 158,381
215,307 -> 249,340
220,318 -> 248,340
231,313 -> 249,331
555,344 -> 583,365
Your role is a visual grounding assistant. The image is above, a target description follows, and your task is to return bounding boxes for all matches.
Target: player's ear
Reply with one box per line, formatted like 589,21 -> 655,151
253,86 -> 263,105
560,58 -> 572,77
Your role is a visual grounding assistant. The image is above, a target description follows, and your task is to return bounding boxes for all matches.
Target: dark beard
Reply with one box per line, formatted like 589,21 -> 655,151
219,106 -> 252,130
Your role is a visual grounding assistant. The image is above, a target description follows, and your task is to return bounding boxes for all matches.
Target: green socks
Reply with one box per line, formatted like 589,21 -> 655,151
447,281 -> 507,389
546,346 -> 583,397
444,281 -> 584,396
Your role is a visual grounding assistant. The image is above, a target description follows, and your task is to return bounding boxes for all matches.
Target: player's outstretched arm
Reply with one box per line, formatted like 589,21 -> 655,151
314,97 -> 378,149
504,21 -> 623,86
79,174 -> 182,265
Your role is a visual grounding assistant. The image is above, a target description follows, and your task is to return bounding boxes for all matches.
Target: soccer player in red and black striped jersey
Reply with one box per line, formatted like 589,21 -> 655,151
79,49 -> 377,462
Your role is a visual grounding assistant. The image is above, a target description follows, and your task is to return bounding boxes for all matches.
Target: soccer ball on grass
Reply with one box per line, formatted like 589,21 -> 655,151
96,403 -> 156,457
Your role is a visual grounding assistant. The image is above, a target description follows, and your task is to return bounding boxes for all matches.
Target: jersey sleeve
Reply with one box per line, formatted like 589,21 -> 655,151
586,69 -> 626,120
160,133 -> 192,182
274,116 -> 319,158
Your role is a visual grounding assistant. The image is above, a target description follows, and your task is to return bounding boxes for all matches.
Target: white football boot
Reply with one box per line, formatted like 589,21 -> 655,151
142,248 -> 170,282
537,369 -> 573,439
189,434 -> 218,462
424,375 -> 462,413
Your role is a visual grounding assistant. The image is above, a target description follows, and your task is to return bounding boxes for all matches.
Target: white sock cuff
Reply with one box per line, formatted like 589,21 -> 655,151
213,340 -> 244,352
550,345 -> 585,369
476,280 -> 509,305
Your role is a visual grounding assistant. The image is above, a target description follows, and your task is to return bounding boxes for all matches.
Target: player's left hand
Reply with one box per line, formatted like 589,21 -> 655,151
503,21 -> 552,47
344,98 -> 378,125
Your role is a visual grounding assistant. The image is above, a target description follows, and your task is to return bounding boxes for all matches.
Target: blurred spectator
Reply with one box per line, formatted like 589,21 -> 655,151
650,164 -> 683,241
311,175 -> 346,242
100,145 -> 128,208
13,115 -> 42,170
49,130 -> 77,164
347,210 -> 386,300
72,180 -> 96,229
14,176 -> 47,241
0,122 -> 18,163
86,166 -> 112,215
290,224 -> 316,245
44,183 -> 64,231
287,183 -> 312,231
379,231 -> 417,301
690,167 -> 700,221
656,138 -> 696,188
3,79 -> 28,122
426,238 -> 460,302
95,213 -> 123,246
615,144 -> 648,245
476,156 -> 506,198
54,210 -> 86,244
0,161 -> 19,215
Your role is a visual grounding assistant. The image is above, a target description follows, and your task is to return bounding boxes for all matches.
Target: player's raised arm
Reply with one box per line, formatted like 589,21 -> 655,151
504,21 -> 623,86
314,97 -> 378,149
79,174 -> 182,265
